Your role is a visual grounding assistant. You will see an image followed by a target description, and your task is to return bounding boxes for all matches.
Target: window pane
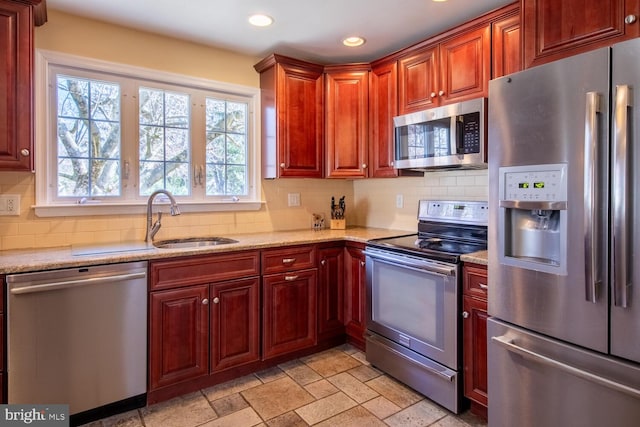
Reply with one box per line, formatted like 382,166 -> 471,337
205,98 -> 248,196
56,76 -> 121,197
139,87 -> 191,196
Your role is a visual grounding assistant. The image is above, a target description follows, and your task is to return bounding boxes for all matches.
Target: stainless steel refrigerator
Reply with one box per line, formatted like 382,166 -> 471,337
487,38 -> 640,427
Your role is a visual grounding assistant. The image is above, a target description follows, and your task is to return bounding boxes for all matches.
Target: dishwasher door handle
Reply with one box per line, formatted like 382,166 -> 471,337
10,272 -> 147,295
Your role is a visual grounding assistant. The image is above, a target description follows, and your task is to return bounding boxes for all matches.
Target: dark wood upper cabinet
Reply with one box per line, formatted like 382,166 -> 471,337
0,1 -> 39,170
523,0 -> 639,68
254,54 -> 324,178
325,64 -> 370,178
369,60 -> 398,178
492,6 -> 521,78
398,24 -> 490,114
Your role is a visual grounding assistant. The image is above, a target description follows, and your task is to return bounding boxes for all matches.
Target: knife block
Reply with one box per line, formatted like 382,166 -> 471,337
330,219 -> 346,230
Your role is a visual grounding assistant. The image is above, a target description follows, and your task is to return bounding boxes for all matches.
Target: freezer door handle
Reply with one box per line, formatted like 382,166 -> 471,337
492,335 -> 640,399
584,91 -> 602,303
612,84 -> 632,308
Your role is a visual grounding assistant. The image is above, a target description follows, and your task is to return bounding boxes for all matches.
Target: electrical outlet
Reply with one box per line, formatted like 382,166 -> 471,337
0,194 -> 20,216
396,194 -> 404,209
288,193 -> 301,207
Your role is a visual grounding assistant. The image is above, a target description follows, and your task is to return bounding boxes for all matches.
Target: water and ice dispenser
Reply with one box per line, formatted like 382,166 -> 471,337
498,164 -> 568,275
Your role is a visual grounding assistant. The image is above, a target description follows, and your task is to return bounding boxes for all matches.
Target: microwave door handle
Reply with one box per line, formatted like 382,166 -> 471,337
455,116 -> 464,155
584,92 -> 602,303
612,85 -> 632,308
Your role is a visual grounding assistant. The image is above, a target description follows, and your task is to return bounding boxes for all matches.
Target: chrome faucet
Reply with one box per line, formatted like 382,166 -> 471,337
145,189 -> 181,243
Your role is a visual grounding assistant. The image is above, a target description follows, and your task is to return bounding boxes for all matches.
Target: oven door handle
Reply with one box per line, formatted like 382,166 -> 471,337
364,250 -> 456,276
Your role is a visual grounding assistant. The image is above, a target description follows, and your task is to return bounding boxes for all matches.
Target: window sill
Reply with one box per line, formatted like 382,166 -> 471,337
33,201 -> 264,217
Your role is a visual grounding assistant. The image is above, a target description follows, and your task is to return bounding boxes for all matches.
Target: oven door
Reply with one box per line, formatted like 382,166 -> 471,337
365,247 -> 459,369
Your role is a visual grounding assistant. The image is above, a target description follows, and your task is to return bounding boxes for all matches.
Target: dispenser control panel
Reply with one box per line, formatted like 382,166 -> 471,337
501,164 -> 567,202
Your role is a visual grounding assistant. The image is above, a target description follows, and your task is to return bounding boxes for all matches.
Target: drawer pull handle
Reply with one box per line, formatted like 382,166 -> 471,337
282,258 -> 296,264
478,283 -> 488,290
284,275 -> 299,281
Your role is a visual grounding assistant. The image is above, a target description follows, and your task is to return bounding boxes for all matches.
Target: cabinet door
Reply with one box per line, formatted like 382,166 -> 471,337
344,244 -> 366,350
277,63 -> 324,178
0,1 -> 33,171
263,269 -> 317,359
439,25 -> 491,104
463,295 -> 488,407
149,285 -> 209,390
492,12 -> 522,78
325,68 -> 369,178
210,277 -> 260,372
369,61 -> 398,178
318,246 -> 345,339
523,0 -> 639,68
398,46 -> 439,114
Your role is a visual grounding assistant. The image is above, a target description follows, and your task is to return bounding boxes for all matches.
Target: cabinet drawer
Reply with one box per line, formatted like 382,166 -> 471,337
150,250 -> 260,291
463,263 -> 488,298
261,245 -> 317,274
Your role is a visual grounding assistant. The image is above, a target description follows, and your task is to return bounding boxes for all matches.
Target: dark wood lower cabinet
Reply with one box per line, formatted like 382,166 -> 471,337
210,278 -> 260,372
262,269 -> 317,359
462,263 -> 489,419
318,245 -> 345,340
149,285 -> 209,390
344,243 -> 367,350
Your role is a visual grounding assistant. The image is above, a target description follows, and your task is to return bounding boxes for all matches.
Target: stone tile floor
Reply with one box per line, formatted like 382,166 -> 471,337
82,345 -> 487,427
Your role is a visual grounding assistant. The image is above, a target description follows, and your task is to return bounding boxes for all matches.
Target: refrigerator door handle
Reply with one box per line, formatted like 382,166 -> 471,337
492,335 -> 640,399
584,92 -> 602,303
612,84 -> 631,308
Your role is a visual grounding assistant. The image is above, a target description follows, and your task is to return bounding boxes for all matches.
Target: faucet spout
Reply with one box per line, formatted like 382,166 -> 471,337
145,190 -> 181,244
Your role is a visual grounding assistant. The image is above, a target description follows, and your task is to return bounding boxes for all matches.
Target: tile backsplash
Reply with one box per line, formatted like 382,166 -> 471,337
0,170 -> 486,251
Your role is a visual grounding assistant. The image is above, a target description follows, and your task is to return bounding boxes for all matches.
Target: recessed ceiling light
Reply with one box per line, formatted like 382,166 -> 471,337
432,0 -> 448,2
342,36 -> 366,47
248,14 -> 273,27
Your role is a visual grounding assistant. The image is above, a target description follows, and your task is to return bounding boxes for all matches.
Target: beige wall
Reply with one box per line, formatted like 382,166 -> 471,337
0,10 -> 487,251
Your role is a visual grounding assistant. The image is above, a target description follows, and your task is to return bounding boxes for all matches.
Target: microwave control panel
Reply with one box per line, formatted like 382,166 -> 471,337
460,112 -> 481,154
500,164 -> 568,202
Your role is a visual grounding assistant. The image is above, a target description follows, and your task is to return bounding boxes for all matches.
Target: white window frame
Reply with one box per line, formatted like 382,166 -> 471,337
34,49 -> 263,217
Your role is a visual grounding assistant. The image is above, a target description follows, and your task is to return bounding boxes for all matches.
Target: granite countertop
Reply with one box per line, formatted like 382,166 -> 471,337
460,250 -> 488,266
0,227 -> 409,274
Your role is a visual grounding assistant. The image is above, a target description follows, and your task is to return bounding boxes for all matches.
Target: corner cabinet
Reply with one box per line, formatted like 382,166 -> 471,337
398,24 -> 491,114
325,65 -> 370,178
523,0 -> 639,68
462,262 -> 489,419
0,0 -> 46,171
254,54 -> 324,178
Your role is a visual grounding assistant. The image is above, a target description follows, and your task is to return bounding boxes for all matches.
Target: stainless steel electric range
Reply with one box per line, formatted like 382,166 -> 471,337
364,200 -> 488,413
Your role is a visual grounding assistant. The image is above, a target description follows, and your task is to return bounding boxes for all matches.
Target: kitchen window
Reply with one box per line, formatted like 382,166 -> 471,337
34,50 -> 261,217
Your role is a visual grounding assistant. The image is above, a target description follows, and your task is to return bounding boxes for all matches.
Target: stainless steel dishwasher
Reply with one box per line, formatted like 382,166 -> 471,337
6,261 -> 148,422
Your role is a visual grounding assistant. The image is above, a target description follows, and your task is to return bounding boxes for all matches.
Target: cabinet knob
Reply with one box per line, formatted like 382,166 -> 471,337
430,92 -> 437,98
202,298 -> 209,305
20,149 -> 30,157
478,283 -> 488,290
625,14 -> 637,24
362,163 -> 367,169
321,259 -> 326,266
462,311 -> 469,319
360,261 -> 365,267
438,90 -> 445,96
280,162 -> 286,168
213,297 -> 220,304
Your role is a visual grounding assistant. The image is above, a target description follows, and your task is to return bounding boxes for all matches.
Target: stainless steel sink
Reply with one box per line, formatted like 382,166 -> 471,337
153,237 -> 238,249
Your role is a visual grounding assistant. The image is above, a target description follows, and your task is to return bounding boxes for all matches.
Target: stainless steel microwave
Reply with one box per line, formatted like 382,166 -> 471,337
393,97 -> 487,170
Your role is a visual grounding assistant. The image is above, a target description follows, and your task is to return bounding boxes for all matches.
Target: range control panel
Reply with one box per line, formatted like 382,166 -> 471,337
501,164 -> 568,202
418,200 -> 488,225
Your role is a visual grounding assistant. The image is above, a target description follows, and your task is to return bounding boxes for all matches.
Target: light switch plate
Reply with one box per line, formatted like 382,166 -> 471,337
396,194 -> 404,208
288,193 -> 301,207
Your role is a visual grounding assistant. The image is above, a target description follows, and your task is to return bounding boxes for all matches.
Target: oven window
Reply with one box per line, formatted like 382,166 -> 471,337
371,260 -> 445,347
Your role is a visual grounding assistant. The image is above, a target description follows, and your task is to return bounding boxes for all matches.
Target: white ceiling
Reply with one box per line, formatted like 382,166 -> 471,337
46,0 -> 513,64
